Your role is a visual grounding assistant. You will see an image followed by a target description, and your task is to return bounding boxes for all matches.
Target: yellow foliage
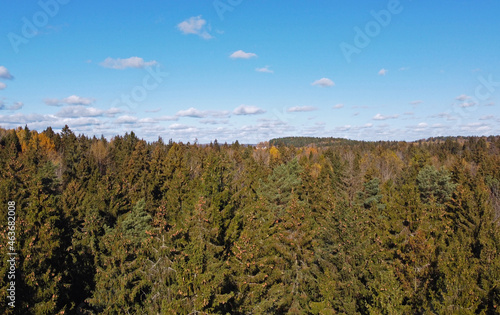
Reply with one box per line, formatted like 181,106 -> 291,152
15,127 -> 30,152
22,131 -> 60,164
309,162 -> 322,179
269,146 -> 280,160
38,132 -> 56,154
91,140 -> 108,164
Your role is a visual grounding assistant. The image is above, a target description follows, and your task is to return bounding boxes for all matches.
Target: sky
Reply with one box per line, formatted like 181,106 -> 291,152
1,0 -> 499,143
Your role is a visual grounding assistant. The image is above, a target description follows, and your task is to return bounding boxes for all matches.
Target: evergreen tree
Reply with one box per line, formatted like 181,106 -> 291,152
416,165 -> 456,204
0,129 -> 499,313
17,161 -> 65,314
89,199 -> 152,313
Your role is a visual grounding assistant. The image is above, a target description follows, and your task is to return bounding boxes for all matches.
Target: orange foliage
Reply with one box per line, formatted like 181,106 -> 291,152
38,132 -> 56,154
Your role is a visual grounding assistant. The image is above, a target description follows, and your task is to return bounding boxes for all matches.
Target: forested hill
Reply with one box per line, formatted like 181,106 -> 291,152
269,136 -> 360,147
1,126 -> 500,314
269,135 -> 493,148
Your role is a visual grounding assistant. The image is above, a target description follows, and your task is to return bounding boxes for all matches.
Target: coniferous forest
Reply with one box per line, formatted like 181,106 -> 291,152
1,126 -> 500,314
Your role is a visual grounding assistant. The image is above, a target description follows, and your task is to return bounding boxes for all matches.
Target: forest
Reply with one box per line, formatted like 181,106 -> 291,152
1,126 -> 499,314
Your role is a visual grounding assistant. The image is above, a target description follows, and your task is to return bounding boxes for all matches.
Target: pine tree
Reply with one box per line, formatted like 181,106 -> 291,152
416,165 -> 456,205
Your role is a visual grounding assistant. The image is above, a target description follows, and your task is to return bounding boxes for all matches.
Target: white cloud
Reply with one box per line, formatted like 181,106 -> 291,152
410,100 -> 423,105
0,82 -> 6,90
0,113 -> 127,138
239,119 -> 292,139
64,95 -> 95,105
105,107 -> 124,117
99,57 -> 158,70
378,68 -> 388,76
406,122 -> 429,132
177,16 -> 213,39
176,107 -> 206,118
157,115 -> 178,121
399,67 -> 410,71
200,119 -> 229,125
335,123 -> 375,134
287,106 -> 317,112
311,78 -> 334,87
0,101 -> 23,111
373,113 -> 399,120
138,118 -> 156,124
230,50 -> 257,59
455,94 -> 470,101
460,122 -> 491,133
0,66 -> 13,80
432,112 -> 458,121
175,107 -> 230,119
210,110 -> 231,118
0,113 -> 52,124
479,115 -> 494,120
44,98 -> 62,106
256,66 -> 273,73
333,103 -> 344,109
60,117 -> 102,127
335,125 -> 352,132
55,106 -> 123,118
9,102 -> 23,111
45,95 -> 95,106
233,105 -> 265,115
56,106 -> 104,118
460,101 -> 477,108
169,123 -> 191,130
115,115 -> 138,124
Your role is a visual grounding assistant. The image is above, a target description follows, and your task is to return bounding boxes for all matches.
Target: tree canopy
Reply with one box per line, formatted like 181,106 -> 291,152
1,126 -> 499,314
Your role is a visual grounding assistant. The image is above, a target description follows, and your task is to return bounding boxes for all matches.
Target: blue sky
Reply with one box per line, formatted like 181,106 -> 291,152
1,0 -> 499,143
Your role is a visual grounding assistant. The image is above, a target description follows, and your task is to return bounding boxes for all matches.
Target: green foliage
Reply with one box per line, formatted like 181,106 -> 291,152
358,178 -> 385,210
1,128 -> 499,313
89,199 -> 152,313
416,165 -> 456,204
